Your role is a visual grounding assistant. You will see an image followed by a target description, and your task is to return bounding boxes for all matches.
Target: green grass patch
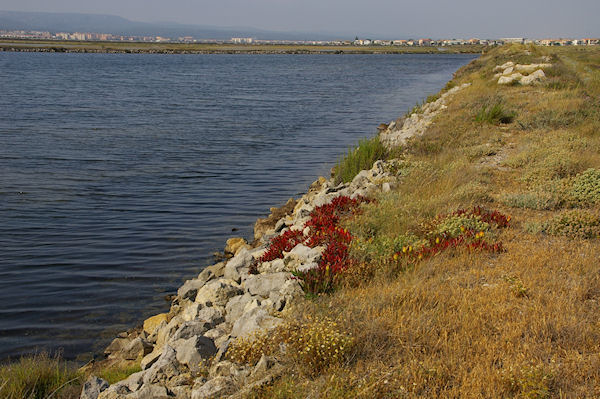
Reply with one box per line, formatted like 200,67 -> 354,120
475,102 -> 516,124
0,353 -> 81,399
96,363 -> 141,385
333,136 -> 389,184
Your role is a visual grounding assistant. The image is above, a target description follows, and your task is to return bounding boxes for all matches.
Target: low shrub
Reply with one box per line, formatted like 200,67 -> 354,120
226,330 -> 273,366
393,207 -> 510,265
433,214 -> 490,238
504,275 -> 529,298
544,62 -> 581,90
519,109 -> 586,130
569,168 -> 600,206
500,190 -> 564,210
465,143 -> 501,160
350,233 -> 425,263
475,102 -> 516,124
503,132 -> 595,183
333,137 -> 388,184
543,209 -> 600,239
227,318 -> 353,376
502,364 -> 555,399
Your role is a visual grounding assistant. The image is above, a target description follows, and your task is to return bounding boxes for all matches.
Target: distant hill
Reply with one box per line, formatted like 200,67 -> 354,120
0,10 -> 344,41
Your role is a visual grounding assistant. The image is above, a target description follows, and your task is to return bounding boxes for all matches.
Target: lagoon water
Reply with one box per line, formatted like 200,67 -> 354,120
0,52 -> 475,360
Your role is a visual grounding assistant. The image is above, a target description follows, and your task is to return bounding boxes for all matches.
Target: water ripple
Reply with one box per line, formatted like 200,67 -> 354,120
0,52 -> 476,360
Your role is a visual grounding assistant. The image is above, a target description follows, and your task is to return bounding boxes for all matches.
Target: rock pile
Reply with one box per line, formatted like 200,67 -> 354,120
379,83 -> 471,148
493,61 -> 552,85
84,158 -> 408,399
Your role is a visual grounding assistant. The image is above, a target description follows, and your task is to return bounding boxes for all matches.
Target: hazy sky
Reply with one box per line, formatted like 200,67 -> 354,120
3,0 -> 599,38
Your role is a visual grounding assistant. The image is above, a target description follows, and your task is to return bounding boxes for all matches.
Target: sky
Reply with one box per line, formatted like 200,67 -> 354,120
2,0 -> 600,39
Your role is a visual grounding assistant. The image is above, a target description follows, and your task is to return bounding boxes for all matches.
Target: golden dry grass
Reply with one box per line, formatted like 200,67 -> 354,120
248,45 -> 600,398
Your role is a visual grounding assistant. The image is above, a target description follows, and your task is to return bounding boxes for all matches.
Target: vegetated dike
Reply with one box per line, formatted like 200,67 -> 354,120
4,43 -> 600,399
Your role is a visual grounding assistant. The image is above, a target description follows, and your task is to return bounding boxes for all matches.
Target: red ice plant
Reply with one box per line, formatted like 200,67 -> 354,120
259,195 -> 369,294
259,229 -> 304,262
393,207 -> 510,265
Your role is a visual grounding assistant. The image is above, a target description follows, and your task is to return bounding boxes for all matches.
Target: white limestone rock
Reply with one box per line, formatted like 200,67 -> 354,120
80,376 -> 109,399
171,320 -> 213,341
191,376 -> 236,399
515,63 -> 552,74
225,293 -> 260,323
230,307 -> 283,338
243,272 -> 292,298
223,248 -> 253,283
172,336 -> 218,372
195,279 -> 242,307
498,73 -> 523,85
520,69 -> 546,85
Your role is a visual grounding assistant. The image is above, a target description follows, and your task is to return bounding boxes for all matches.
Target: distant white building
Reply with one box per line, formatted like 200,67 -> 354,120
231,37 -> 254,44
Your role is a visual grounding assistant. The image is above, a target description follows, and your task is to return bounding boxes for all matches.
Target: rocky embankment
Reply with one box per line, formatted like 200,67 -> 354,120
379,83 -> 471,148
81,83 -> 470,399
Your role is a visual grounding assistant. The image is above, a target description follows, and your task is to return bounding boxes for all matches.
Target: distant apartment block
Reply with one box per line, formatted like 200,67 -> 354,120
231,37 -> 254,44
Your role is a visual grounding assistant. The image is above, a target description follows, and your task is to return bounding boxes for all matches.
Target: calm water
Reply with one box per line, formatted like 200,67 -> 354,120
0,52 -> 475,360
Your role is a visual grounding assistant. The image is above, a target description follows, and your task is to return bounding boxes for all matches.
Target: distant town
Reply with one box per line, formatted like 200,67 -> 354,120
1,29 -> 599,47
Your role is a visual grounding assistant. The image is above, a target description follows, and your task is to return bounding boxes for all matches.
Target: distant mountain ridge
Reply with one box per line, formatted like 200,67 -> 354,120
0,10 -> 345,41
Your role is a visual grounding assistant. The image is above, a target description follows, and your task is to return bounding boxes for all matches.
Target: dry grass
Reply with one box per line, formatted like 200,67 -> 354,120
248,45 -> 600,397
0,353 -> 82,399
0,353 -> 142,399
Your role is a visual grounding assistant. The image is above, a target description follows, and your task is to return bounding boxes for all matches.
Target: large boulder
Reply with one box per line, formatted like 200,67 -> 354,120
521,69 -> 546,85
243,272 -> 291,298
154,315 -> 182,350
177,263 -> 226,301
142,345 -> 183,386
143,313 -> 168,336
197,306 -> 225,326
225,293 -> 260,323
121,337 -> 153,361
171,320 -> 213,341
498,73 -> 523,85
172,335 -> 218,372
128,384 -> 170,399
515,63 -> 552,74
141,349 -> 162,370
230,307 -> 283,338
181,302 -> 225,326
191,376 -> 236,399
223,249 -> 253,283
283,245 -> 323,272
195,279 -> 243,307
80,376 -> 109,399
97,371 -> 144,399
103,337 -> 130,358
225,238 -> 251,256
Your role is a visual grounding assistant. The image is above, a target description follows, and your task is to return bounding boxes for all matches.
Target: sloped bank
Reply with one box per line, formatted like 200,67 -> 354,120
81,82 -> 472,399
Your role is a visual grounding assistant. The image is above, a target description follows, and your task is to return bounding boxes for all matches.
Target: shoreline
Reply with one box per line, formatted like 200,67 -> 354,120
5,43 -> 600,397
80,78 -> 472,398
0,40 -> 485,54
